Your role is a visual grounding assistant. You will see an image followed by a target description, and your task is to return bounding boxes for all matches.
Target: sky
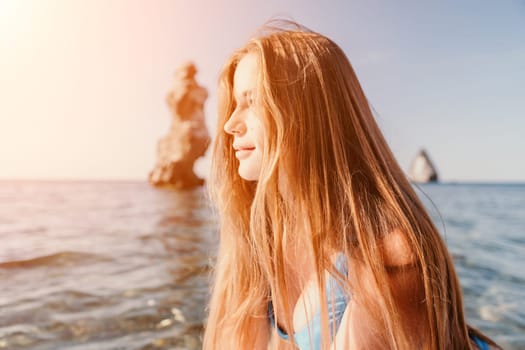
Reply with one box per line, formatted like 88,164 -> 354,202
0,0 -> 524,182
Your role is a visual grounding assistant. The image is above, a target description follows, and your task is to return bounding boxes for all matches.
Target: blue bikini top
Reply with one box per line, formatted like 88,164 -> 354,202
268,254 -> 349,349
268,254 -> 490,350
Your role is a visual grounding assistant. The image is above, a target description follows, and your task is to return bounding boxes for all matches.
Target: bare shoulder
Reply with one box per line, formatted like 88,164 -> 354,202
331,229 -> 427,349
379,228 -> 416,269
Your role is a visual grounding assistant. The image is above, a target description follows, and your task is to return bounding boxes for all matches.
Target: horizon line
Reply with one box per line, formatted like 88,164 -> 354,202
0,178 -> 524,185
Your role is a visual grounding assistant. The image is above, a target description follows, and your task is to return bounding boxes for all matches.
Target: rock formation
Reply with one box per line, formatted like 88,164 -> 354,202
149,62 -> 210,189
408,149 -> 439,183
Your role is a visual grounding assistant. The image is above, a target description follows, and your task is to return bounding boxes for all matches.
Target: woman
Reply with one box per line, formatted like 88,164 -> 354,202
203,21 -> 499,349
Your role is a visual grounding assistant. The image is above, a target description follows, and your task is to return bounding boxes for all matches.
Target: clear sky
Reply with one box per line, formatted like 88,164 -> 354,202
1,0 -> 524,182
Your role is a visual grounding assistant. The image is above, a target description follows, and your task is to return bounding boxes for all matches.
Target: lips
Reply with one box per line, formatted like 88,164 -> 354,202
234,146 -> 255,151
233,143 -> 255,151
233,145 -> 255,159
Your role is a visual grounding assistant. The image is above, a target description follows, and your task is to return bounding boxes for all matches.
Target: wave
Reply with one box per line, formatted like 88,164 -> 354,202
0,251 -> 112,269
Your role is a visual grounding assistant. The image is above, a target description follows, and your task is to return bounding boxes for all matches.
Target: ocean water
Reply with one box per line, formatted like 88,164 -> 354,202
417,183 -> 525,349
0,181 -> 523,349
0,181 -> 217,350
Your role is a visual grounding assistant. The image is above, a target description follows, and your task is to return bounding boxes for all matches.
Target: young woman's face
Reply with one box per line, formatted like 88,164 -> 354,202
223,53 -> 266,181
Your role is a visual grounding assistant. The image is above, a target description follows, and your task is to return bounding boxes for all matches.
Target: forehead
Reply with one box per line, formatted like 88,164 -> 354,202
233,53 -> 259,99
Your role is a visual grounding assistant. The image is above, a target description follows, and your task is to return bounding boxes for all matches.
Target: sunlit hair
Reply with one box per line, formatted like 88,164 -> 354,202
204,21 -> 499,349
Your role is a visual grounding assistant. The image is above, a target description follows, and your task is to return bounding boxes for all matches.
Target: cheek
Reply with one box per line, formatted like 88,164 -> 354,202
255,132 -> 265,149
253,121 -> 267,149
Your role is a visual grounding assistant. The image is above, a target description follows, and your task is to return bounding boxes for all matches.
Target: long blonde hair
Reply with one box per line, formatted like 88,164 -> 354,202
204,22 -> 498,349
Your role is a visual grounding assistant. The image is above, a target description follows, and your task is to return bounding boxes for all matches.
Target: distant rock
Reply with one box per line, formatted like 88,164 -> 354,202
149,62 -> 210,189
408,149 -> 439,183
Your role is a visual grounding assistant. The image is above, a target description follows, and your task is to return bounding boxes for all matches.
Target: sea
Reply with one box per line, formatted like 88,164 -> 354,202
0,181 -> 523,350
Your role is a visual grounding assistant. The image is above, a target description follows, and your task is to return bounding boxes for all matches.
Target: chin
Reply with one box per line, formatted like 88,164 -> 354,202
238,165 -> 259,181
238,172 -> 258,181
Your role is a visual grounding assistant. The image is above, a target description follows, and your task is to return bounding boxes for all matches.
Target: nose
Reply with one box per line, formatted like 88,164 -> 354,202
223,109 -> 246,135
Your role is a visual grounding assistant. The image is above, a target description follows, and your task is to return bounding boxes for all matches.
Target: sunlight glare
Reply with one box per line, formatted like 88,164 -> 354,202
0,0 -> 35,47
